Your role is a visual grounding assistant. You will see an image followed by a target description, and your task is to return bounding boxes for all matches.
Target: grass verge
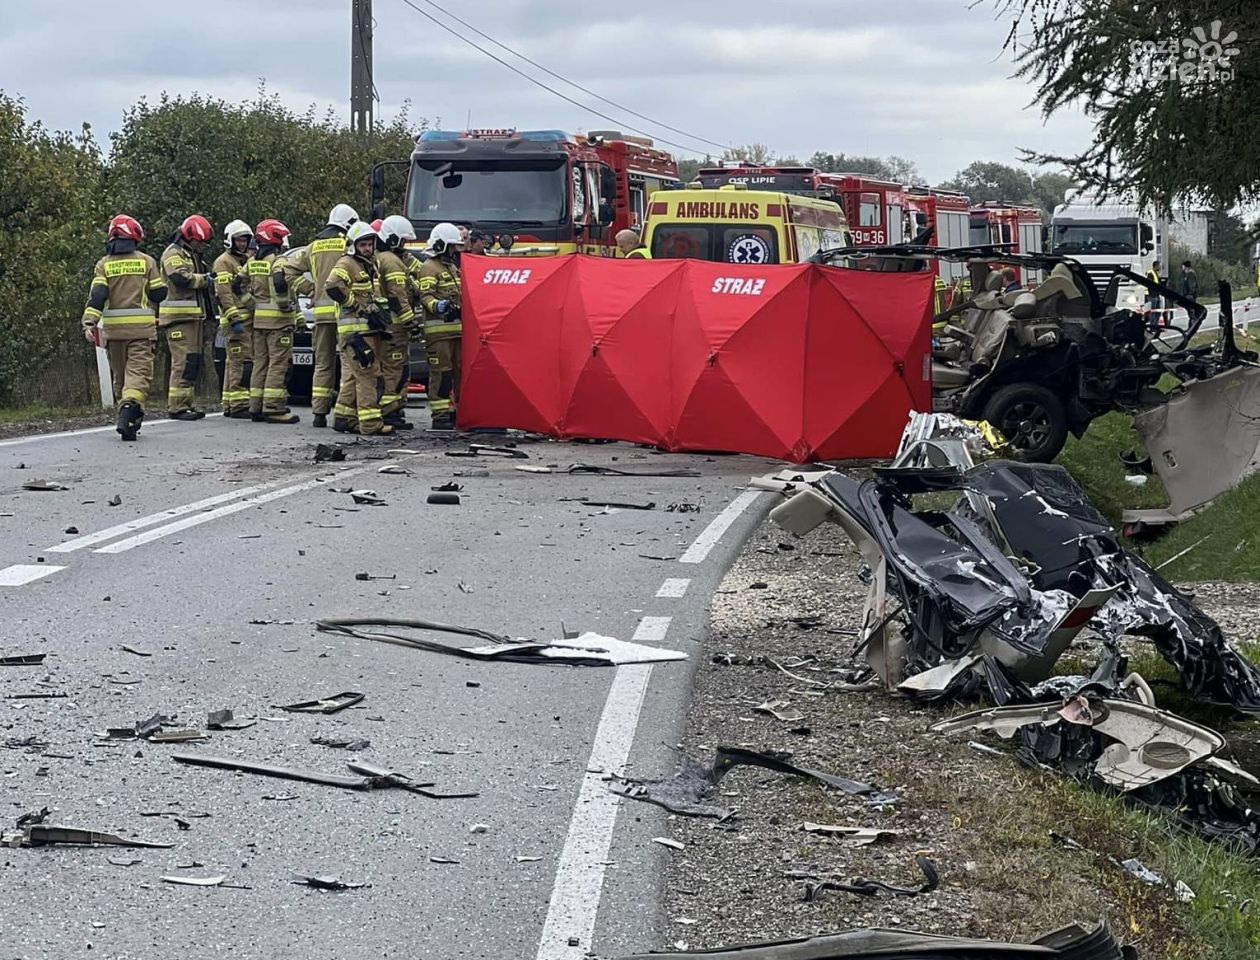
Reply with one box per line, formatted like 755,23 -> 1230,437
0,403 -> 104,425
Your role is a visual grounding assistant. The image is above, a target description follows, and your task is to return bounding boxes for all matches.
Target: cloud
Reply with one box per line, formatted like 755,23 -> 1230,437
0,0 -> 1093,183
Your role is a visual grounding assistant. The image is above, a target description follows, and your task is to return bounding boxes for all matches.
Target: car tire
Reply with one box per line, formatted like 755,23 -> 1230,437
981,384 -> 1069,463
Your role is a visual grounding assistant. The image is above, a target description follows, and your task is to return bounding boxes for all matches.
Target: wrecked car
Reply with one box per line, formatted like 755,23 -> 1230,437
813,244 -> 1252,467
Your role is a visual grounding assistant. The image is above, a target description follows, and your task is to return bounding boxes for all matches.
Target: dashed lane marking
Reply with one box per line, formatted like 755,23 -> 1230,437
678,490 -> 761,564
655,578 -> 690,598
0,564 -> 66,586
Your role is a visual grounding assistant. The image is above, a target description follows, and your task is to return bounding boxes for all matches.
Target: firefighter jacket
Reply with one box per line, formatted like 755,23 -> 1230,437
158,241 -> 213,327
625,247 -> 650,260
248,246 -> 299,331
213,249 -> 254,329
273,245 -> 315,304
82,245 -> 167,342
417,256 -> 462,341
282,227 -> 348,325
325,253 -> 381,336
376,249 -> 416,327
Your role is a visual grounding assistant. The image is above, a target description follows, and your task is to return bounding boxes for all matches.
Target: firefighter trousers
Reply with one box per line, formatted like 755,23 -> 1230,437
335,333 -> 385,435
426,336 -> 461,417
164,320 -> 202,413
106,339 -> 155,408
252,327 -> 294,415
311,322 -> 338,416
380,326 -> 410,418
222,327 -> 253,414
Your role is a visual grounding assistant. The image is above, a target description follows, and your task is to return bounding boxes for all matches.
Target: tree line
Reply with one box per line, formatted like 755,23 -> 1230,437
0,86 -> 420,406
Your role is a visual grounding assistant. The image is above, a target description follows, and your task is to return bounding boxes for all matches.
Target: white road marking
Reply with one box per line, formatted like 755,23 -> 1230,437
679,490 -> 761,564
535,660 -> 653,960
0,413 -> 223,449
94,465 -> 376,554
0,563 -> 65,586
48,480 -> 288,553
632,616 -> 673,644
655,577 -> 690,599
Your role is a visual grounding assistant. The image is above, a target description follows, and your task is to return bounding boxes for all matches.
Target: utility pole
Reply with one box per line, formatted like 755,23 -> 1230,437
351,0 -> 374,141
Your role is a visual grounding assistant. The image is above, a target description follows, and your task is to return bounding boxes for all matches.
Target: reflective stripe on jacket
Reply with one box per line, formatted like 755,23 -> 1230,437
82,253 -> 165,341
417,257 -> 461,338
326,254 -> 379,335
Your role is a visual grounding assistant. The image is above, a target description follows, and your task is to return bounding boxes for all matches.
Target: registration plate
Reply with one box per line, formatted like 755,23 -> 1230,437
292,351 -> 313,365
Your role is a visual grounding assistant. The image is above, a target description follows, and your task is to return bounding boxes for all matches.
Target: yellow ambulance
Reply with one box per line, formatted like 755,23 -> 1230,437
641,184 -> 850,264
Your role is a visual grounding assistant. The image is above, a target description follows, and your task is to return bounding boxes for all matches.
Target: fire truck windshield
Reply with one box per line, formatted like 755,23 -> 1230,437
406,158 -> 567,225
1051,223 -> 1139,255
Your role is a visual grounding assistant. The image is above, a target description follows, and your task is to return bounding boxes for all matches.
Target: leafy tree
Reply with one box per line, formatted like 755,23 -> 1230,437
806,151 -> 921,183
0,92 -> 104,404
721,143 -> 773,165
998,0 -> 1259,208
105,86 -> 422,247
939,161 -> 1077,219
1207,209 -> 1251,264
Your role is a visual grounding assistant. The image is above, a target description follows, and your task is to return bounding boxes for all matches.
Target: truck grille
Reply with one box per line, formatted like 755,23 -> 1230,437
1081,264 -> 1120,296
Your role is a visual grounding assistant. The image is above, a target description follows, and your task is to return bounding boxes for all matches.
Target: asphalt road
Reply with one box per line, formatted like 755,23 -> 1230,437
0,410 -> 776,960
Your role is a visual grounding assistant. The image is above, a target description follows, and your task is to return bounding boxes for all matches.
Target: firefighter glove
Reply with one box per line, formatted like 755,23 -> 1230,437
434,299 -> 449,315
230,273 -> 248,295
349,334 -> 375,368
366,308 -> 390,333
202,272 -> 216,288
230,320 -> 246,336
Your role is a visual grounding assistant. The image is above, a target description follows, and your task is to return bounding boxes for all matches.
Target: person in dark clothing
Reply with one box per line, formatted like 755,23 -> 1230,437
1180,260 -> 1200,300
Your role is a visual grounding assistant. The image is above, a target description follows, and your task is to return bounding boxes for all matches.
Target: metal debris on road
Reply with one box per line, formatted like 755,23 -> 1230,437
317,618 -> 686,666
611,746 -> 894,819
579,500 -> 656,510
206,709 -> 256,731
429,855 -> 459,864
652,837 -> 685,851
3,825 -> 173,849
348,490 -> 386,506
107,857 -> 141,867
0,653 -> 45,666
120,645 -> 152,657
310,736 -> 371,751
753,700 -> 805,723
161,875 -> 233,887
432,481 -> 463,492
802,855 -> 939,900
354,572 -> 396,581
4,692 -> 68,700
313,444 -> 346,462
21,479 -> 68,491
107,494 -> 122,506
446,443 -> 528,459
377,464 -> 410,475
291,874 -> 370,891
275,691 -> 364,714
800,823 -> 899,845
16,808 -> 50,827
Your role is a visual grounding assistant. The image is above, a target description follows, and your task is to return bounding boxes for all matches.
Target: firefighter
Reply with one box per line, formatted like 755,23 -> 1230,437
214,220 -> 255,418
278,204 -> 359,427
81,215 -> 168,441
158,215 -> 215,420
325,221 -> 394,437
377,215 -> 420,430
246,218 -> 300,424
417,222 -> 464,431
615,228 -> 650,259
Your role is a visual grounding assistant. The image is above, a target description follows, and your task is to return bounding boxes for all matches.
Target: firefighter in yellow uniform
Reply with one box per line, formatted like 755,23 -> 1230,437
417,222 -> 464,431
246,218 -> 301,424
213,220 -> 255,418
158,214 -> 215,420
376,215 -> 420,430
280,204 -> 358,428
325,221 -> 395,437
81,215 -> 168,441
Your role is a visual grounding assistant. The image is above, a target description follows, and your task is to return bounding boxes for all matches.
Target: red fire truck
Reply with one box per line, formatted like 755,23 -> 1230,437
819,174 -> 910,248
905,187 -> 971,282
695,162 -> 840,198
968,201 -> 1045,283
370,128 -> 678,256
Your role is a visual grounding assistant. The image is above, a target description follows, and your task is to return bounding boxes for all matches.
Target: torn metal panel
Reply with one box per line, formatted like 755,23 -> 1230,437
1125,364 -> 1260,524
172,754 -> 379,790
276,691 -> 364,714
3,825 -> 174,849
802,856 -> 939,900
0,654 -> 45,666
617,920 -> 1132,959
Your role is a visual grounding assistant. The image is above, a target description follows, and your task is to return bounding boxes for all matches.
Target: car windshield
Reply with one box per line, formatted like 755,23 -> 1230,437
650,225 -> 779,264
1052,223 -> 1138,255
406,159 -> 567,225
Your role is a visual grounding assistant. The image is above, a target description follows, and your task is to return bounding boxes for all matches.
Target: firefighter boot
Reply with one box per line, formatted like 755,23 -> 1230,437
312,414 -> 328,429
430,411 -> 455,431
332,417 -> 359,434
264,411 -> 300,425
169,409 -> 204,422
384,411 -> 414,430
116,401 -> 142,442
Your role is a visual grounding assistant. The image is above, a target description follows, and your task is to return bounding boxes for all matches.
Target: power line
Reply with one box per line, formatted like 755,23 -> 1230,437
413,0 -> 729,153
394,0 -> 713,157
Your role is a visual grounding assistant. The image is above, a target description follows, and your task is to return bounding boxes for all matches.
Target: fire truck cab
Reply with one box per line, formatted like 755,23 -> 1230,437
376,128 -> 678,256
828,174 -> 909,248
905,187 -> 971,283
969,202 -> 1045,283
695,162 -> 839,199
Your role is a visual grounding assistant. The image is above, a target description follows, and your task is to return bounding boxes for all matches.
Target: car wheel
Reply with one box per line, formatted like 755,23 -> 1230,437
981,384 -> 1069,463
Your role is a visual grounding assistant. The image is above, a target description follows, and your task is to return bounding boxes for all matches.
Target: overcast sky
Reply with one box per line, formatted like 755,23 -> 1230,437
0,0 -> 1092,185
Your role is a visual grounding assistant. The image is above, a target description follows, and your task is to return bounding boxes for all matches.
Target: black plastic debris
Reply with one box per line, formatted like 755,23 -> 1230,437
291,874 -> 370,891
172,754 -> 478,800
313,443 -> 346,463
354,572 -> 396,582
617,920 -> 1133,959
802,856 -> 939,900
431,481 -> 463,493
276,691 -> 364,714
2,825 -> 173,849
611,746 -> 895,819
446,443 -> 528,459
427,492 -> 460,505
580,500 -> 656,510
16,808 -> 50,827
107,494 -> 122,507
0,654 -> 45,666
567,463 -> 700,478
311,736 -> 371,752
206,709 -> 256,731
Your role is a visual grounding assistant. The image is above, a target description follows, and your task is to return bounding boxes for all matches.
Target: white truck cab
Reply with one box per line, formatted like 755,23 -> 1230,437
1050,193 -> 1168,308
